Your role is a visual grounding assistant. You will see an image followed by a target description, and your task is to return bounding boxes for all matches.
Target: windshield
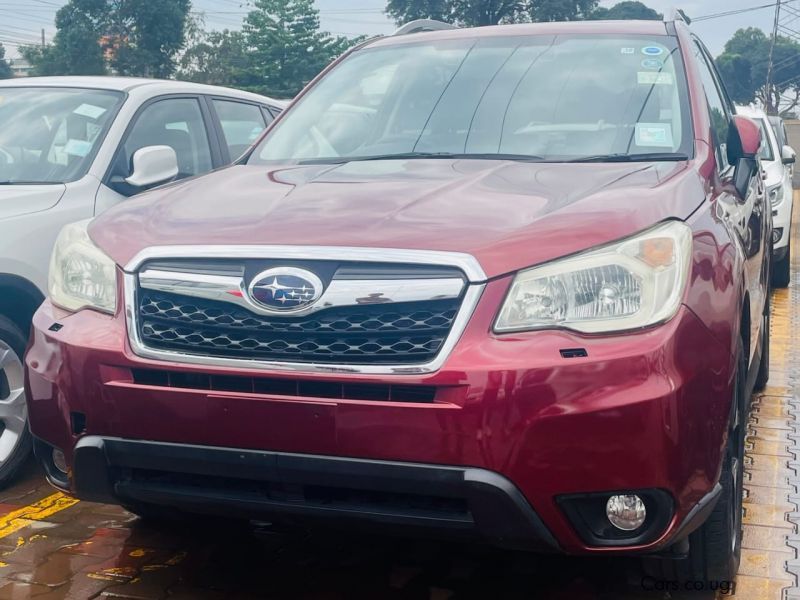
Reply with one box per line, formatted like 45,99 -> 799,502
758,119 -> 775,162
250,34 -> 692,164
0,87 -> 124,184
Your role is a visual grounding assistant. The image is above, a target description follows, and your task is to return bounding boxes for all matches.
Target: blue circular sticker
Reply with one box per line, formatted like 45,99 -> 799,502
642,46 -> 665,56
641,58 -> 664,70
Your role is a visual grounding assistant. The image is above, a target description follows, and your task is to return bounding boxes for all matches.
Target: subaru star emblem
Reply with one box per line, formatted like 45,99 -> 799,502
247,267 -> 323,312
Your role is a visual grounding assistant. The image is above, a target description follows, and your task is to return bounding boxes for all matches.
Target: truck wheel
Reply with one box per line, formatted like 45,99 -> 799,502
772,241 -> 791,288
645,343 -> 745,583
0,316 -> 32,487
754,312 -> 770,392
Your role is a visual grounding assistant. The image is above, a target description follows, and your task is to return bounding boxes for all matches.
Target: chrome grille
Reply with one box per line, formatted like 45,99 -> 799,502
133,260 -> 469,366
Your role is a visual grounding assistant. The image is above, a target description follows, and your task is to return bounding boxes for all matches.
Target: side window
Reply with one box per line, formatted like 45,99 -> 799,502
121,98 -> 213,180
693,42 -> 732,172
212,99 -> 268,161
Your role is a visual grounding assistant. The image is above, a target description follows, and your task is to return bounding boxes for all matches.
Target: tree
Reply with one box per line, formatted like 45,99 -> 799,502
243,0 -> 357,97
107,0 -> 192,77
0,44 -> 12,79
717,27 -> 800,113
178,30 -> 252,86
386,0 -> 598,27
589,1 -> 662,20
22,0 -> 106,76
22,0 -> 191,78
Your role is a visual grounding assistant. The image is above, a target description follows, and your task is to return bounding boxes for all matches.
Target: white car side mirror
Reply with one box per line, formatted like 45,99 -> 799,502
782,144 -> 796,166
125,145 -> 179,188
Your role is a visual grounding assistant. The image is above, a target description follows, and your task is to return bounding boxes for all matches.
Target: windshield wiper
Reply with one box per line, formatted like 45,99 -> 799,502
299,152 -> 545,165
0,180 -> 46,185
567,152 -> 690,163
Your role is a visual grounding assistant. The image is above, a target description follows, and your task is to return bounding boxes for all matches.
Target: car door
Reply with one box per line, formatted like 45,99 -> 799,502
206,97 -> 272,163
692,39 -> 768,365
95,95 -> 221,213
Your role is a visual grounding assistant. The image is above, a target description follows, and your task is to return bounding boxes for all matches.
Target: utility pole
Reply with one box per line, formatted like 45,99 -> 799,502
767,0 -> 782,114
41,28 -> 45,47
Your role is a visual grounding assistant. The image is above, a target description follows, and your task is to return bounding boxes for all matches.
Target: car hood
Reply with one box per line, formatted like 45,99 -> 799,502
91,159 -> 703,279
761,158 -> 787,187
0,184 -> 67,220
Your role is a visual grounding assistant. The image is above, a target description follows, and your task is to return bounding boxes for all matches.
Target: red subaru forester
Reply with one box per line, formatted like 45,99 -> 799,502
25,16 -> 770,583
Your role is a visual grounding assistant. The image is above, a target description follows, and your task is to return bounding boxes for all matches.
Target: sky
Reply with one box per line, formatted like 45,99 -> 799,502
0,0 -> 781,60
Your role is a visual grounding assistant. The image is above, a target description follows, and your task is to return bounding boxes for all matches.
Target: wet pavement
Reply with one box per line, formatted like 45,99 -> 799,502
0,200 -> 798,599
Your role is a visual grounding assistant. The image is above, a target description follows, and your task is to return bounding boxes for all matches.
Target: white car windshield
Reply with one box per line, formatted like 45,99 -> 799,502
0,87 -> 124,184
250,34 -> 693,164
757,119 -> 775,162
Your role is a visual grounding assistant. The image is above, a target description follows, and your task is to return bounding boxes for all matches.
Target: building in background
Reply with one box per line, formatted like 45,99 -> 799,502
8,58 -> 32,78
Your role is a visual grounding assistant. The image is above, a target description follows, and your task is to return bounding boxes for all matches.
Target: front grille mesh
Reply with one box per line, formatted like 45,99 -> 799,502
137,291 -> 462,365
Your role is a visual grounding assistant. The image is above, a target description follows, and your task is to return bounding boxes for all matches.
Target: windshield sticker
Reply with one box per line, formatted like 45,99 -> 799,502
621,47 -> 635,55
73,103 -> 107,120
636,123 -> 674,148
249,126 -> 264,141
641,59 -> 664,70
638,72 -> 673,86
63,139 -> 93,157
642,46 -> 665,56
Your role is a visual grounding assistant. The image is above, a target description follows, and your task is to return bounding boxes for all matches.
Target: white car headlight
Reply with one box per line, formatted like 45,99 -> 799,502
494,221 -> 692,334
49,220 -> 117,314
768,184 -> 784,206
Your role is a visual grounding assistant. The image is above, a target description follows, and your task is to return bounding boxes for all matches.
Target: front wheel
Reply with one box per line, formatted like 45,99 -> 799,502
773,241 -> 791,288
0,316 -> 32,487
645,344 -> 746,583
754,312 -> 770,392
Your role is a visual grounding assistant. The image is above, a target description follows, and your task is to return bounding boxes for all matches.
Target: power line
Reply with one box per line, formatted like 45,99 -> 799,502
694,1 -> 797,22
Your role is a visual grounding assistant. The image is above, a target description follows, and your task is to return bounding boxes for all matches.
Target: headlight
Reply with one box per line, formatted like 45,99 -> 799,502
49,220 -> 117,314
768,184 -> 785,206
494,221 -> 692,334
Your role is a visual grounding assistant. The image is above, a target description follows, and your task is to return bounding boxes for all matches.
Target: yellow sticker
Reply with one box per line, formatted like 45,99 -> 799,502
638,72 -> 673,85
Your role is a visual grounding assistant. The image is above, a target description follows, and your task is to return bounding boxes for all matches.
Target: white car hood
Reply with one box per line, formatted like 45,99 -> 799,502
0,184 -> 67,220
762,158 -> 786,187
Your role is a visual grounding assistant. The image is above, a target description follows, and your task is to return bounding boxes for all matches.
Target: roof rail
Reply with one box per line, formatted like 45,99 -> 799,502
393,19 -> 458,36
666,8 -> 692,25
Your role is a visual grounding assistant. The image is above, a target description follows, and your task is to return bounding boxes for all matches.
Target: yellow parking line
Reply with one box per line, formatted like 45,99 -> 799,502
0,492 -> 78,540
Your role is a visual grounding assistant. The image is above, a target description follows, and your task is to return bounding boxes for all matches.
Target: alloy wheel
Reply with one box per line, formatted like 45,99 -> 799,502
0,340 -> 27,464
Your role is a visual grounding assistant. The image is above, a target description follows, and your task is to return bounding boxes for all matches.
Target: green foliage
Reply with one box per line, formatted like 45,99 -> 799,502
717,27 -> 800,111
716,54 -> 753,104
589,1 -> 662,20
0,44 -> 12,80
22,0 -> 191,78
242,0 -> 357,98
23,0 -> 106,76
178,30 -> 251,86
109,0 -> 192,77
386,0 -> 598,27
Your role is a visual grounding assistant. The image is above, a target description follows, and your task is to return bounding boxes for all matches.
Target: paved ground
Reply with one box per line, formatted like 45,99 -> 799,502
0,199 -> 798,599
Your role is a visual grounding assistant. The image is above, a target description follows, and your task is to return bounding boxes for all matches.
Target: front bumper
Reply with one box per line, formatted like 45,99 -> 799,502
25,278 -> 734,555
773,181 -> 794,251
42,434 -> 560,551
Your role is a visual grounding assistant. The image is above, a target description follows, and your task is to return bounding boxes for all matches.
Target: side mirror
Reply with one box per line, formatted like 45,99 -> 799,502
125,145 -> 179,189
729,116 -> 761,200
782,144 -> 796,165
731,116 -> 761,159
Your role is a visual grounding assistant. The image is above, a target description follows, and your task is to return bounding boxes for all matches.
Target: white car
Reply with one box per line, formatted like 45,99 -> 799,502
736,104 -> 795,288
0,77 -> 284,485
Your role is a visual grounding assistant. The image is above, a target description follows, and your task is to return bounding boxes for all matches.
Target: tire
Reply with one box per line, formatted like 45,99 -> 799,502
0,315 -> 32,488
645,343 -> 746,584
754,311 -> 770,392
773,240 -> 791,288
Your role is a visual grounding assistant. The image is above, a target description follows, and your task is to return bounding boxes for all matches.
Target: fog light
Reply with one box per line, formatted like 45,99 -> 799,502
773,228 -> 784,244
52,448 -> 68,474
606,494 -> 646,531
